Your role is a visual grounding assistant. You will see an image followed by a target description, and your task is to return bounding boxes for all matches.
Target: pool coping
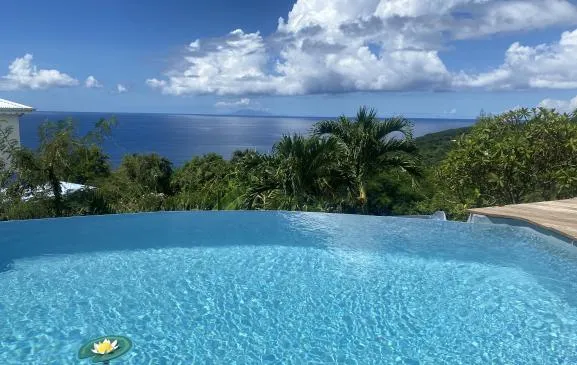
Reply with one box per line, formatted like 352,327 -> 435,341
468,213 -> 577,247
468,199 -> 577,245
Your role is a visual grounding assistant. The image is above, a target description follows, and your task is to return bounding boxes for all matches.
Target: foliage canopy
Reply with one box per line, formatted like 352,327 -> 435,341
1,106 -> 576,221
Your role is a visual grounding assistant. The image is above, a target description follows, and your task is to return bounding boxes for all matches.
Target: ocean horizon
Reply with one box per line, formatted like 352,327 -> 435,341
20,112 -> 476,166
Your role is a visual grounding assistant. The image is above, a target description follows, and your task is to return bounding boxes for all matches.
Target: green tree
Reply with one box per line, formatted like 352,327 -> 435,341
170,153 -> 232,210
366,170 -> 425,216
9,118 -> 115,217
117,153 -> 173,194
313,106 -> 419,211
230,149 -> 267,186
99,153 -> 173,213
244,135 -> 346,211
227,149 -> 270,209
435,108 -> 577,217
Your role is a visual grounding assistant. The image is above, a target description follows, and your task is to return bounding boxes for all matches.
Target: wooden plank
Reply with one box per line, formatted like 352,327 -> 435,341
468,199 -> 577,241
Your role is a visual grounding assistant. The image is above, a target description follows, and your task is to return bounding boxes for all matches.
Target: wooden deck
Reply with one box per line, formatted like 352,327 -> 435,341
468,198 -> 577,242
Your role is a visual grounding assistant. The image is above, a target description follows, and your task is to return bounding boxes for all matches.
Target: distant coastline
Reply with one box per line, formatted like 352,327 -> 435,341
29,110 -> 477,121
231,109 -> 274,117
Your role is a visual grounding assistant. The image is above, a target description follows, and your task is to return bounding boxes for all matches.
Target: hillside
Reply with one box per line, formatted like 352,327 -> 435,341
415,126 -> 472,166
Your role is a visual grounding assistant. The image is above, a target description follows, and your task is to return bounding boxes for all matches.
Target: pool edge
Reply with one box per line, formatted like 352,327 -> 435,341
468,213 -> 577,247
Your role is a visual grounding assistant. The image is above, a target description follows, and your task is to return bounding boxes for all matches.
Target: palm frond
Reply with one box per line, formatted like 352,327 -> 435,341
355,106 -> 378,129
380,155 -> 423,178
379,138 -> 417,155
374,117 -> 414,141
312,116 -> 352,142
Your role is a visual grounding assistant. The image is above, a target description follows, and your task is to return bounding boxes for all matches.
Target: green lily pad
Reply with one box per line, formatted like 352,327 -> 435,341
78,335 -> 132,363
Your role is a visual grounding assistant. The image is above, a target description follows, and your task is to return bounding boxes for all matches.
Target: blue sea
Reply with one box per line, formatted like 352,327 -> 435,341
20,112 -> 475,166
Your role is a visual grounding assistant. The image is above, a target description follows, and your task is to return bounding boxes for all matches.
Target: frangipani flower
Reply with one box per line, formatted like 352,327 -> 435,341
91,338 -> 118,355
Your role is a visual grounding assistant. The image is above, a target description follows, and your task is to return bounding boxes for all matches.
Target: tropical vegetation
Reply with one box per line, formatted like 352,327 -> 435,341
0,106 -> 576,221
424,108 -> 577,219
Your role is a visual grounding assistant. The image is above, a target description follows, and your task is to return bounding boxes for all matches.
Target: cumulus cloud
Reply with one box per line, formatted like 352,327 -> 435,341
0,54 -> 78,90
148,29 -> 279,95
453,0 -> 577,39
453,28 -> 577,89
147,0 -> 577,96
117,84 -> 128,93
539,95 -> 577,112
215,98 -> 253,108
85,75 -> 102,88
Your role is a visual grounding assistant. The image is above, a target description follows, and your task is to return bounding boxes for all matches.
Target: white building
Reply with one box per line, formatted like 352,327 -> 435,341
0,99 -> 35,150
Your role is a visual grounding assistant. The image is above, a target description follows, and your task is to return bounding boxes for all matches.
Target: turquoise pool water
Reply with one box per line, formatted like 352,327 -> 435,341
1,211 -> 577,364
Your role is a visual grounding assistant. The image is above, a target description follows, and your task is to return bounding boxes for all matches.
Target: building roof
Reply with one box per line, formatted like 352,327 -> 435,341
0,98 -> 35,113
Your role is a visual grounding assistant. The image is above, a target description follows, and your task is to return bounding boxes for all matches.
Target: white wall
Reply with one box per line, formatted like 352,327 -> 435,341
0,114 -> 21,162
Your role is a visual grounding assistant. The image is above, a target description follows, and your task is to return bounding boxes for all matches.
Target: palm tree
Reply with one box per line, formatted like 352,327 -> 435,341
244,134 -> 345,211
313,106 -> 419,211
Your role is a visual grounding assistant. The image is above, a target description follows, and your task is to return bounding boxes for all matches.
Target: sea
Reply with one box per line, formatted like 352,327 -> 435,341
19,112 -> 475,166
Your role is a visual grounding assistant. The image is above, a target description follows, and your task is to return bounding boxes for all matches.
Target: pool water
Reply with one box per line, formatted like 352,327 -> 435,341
1,212 -> 577,364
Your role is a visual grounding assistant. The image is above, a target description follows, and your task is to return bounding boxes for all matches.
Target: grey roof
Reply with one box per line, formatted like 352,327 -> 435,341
0,98 -> 35,113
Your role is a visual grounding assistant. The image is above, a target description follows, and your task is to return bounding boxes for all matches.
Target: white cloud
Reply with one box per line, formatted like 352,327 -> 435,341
189,39 -> 200,51
0,54 -> 78,91
117,84 -> 128,93
539,95 -> 577,112
147,0 -> 577,96
148,29 -> 280,95
453,28 -> 577,89
454,0 -> 577,39
85,75 -> 102,88
215,98 -> 252,108
145,78 -> 166,89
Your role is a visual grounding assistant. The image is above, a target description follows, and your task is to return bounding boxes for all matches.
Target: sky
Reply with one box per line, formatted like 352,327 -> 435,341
1,0 -> 577,118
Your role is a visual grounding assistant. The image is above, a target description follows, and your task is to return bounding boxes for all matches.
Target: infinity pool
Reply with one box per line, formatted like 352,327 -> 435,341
1,212 -> 577,364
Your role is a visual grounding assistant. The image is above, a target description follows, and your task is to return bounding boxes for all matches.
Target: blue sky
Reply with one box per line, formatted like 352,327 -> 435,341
1,0 -> 577,118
